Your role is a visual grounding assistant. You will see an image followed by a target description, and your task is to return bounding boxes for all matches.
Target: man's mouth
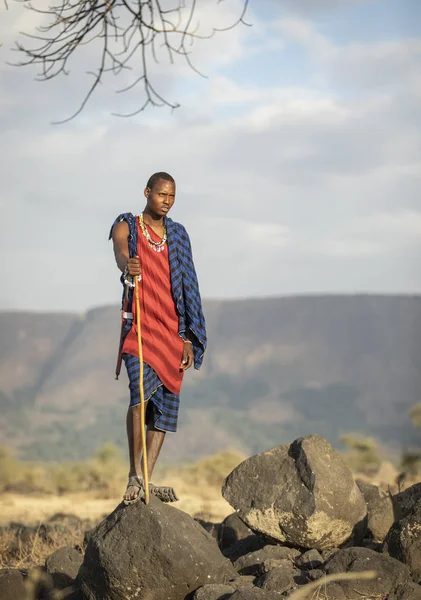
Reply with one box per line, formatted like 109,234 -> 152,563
162,206 -> 169,212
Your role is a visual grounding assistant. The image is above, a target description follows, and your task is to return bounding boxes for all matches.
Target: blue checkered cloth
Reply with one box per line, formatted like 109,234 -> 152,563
123,352 -> 180,433
109,212 -> 207,369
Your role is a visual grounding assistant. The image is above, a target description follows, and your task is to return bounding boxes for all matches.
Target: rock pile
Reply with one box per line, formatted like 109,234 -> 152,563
1,434 -> 420,599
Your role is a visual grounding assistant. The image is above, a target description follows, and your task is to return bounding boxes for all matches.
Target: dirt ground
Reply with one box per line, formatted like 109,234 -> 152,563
0,479 -> 233,528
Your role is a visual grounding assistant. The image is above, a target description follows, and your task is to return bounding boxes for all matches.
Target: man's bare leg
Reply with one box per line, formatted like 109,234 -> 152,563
124,404 -> 144,502
145,426 -> 166,479
145,426 -> 179,502
124,402 -> 178,503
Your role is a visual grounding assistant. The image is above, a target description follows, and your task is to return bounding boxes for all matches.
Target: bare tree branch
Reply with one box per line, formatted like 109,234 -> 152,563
8,0 -> 250,123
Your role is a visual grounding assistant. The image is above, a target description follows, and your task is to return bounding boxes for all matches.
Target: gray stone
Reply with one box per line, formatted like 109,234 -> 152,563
402,582 -> 421,600
234,545 -> 300,576
45,546 -> 83,589
0,569 -> 26,600
323,546 -> 413,599
255,568 -> 295,594
307,569 -> 324,581
223,536 -> 269,562
219,513 -> 254,552
195,517 -> 221,542
393,483 -> 421,521
356,480 -> 395,542
229,576 -> 256,590
412,568 -> 421,585
193,583 -> 235,600
222,435 -> 367,550
257,558 -> 297,577
384,499 -> 421,574
229,589 -> 283,599
295,549 -> 323,570
78,496 -> 237,600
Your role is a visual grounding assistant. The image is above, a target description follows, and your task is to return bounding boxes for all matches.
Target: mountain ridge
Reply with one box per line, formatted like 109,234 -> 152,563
1,294 -> 420,462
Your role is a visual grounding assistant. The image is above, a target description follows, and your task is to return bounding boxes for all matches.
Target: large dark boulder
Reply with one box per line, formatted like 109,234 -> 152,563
77,496 -> 237,600
323,546 -> 414,599
222,435 -> 367,550
45,546 -> 83,589
0,569 -> 26,600
384,499 -> 421,574
356,480 -> 395,542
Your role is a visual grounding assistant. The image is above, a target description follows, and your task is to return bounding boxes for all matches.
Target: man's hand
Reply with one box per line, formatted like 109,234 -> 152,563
180,342 -> 194,371
127,256 -> 141,276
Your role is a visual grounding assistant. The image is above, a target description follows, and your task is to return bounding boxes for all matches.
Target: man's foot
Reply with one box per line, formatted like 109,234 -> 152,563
149,483 -> 179,503
123,475 -> 144,505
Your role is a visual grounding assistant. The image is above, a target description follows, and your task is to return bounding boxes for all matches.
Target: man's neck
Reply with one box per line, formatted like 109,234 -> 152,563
142,208 -> 164,227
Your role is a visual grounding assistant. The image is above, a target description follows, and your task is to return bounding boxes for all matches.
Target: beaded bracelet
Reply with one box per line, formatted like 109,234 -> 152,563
184,340 -> 193,345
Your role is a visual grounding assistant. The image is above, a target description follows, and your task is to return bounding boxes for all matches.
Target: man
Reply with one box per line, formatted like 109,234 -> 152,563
110,172 -> 206,504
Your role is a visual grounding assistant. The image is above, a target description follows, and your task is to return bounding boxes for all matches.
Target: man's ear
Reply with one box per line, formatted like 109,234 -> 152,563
144,187 -> 150,198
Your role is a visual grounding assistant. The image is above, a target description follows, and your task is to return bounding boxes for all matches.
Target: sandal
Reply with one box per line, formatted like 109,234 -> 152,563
149,483 -> 179,503
123,475 -> 145,505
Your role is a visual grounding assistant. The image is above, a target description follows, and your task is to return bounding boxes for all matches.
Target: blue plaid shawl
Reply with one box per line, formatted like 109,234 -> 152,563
109,213 -> 206,369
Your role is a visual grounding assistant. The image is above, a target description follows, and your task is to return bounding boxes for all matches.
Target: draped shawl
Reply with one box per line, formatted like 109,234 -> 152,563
109,213 -> 207,370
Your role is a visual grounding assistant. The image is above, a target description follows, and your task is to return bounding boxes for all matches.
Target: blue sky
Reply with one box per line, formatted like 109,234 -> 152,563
0,0 -> 420,311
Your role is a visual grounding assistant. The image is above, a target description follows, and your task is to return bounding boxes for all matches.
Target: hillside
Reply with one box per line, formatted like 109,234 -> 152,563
0,295 -> 420,462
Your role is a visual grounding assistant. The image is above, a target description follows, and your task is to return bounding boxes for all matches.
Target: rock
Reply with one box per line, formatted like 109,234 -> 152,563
77,496 -> 237,600
234,545 -> 299,576
320,547 -> 339,562
384,499 -> 421,574
0,569 -> 26,600
229,589 -> 283,599
360,538 -> 383,552
255,568 -> 295,594
356,480 -> 395,542
229,576 -> 256,590
193,583 -> 235,600
257,558 -> 297,577
323,546 -> 413,599
295,549 -> 323,570
307,569 -> 324,581
223,536 -> 269,562
219,513 -> 254,552
413,568 -> 421,585
195,517 -> 221,541
45,546 -> 83,589
222,435 -> 367,550
393,483 -> 421,521
403,582 -> 421,600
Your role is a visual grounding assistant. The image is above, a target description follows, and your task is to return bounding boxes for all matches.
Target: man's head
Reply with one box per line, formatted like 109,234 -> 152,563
144,172 -> 176,218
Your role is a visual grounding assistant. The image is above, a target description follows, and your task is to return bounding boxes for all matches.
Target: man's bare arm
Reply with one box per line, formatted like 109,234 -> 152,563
112,221 -> 140,276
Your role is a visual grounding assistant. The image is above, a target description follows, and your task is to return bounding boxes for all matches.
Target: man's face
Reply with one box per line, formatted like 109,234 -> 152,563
144,179 -> 176,217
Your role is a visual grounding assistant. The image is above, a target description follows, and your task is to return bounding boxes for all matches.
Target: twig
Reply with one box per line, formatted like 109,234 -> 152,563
10,0 -> 250,122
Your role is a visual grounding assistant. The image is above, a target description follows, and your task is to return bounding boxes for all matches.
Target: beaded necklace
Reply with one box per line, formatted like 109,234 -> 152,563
139,213 -> 167,253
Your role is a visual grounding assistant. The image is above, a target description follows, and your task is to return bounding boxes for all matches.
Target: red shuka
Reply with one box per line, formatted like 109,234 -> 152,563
121,218 -> 184,394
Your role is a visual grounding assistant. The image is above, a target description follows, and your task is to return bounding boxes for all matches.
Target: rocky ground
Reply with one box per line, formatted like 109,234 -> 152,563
1,435 -> 421,600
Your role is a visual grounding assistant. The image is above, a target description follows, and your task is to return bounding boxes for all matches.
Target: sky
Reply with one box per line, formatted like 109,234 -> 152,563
0,0 -> 420,312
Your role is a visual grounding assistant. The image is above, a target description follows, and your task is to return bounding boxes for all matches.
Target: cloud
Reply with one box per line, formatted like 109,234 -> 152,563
279,0 -> 374,15
277,17 -> 421,93
0,1 -> 420,311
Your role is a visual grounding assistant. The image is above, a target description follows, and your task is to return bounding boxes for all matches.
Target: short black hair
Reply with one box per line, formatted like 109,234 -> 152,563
146,172 -> 175,190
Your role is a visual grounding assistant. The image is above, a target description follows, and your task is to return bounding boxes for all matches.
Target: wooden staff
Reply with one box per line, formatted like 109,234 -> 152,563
134,275 -> 150,504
